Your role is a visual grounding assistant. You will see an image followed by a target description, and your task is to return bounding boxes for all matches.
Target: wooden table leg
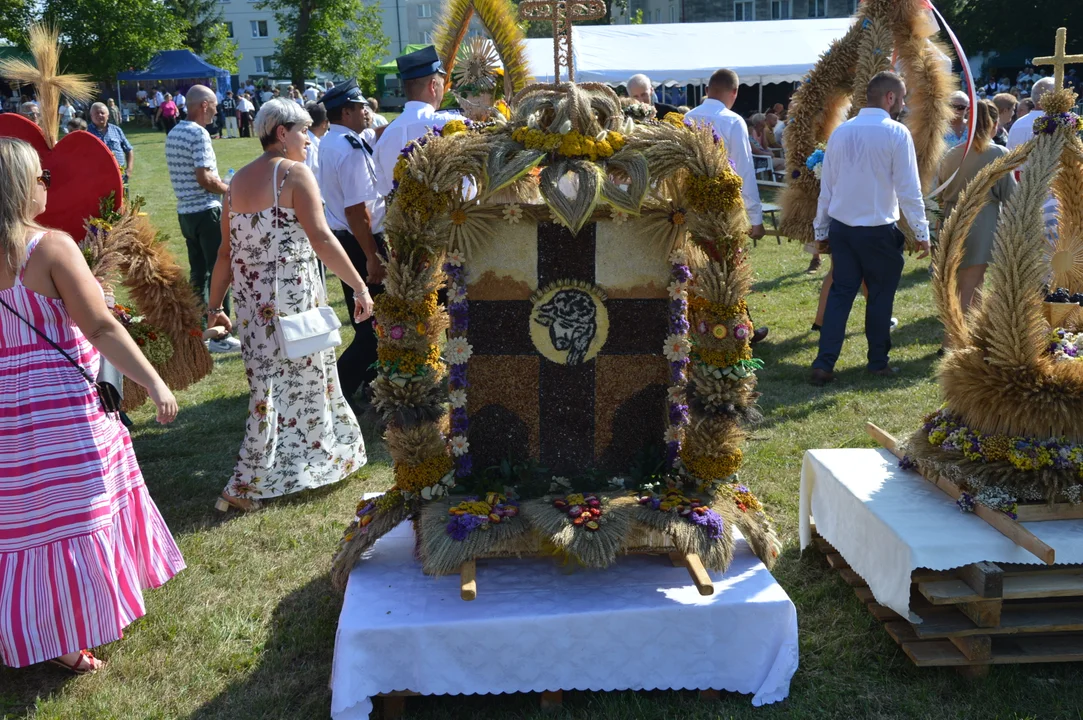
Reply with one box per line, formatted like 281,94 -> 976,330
460,559 -> 477,601
683,552 -> 715,596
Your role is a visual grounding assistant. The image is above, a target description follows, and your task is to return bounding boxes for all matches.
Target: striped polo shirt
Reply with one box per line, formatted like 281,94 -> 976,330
165,121 -> 220,215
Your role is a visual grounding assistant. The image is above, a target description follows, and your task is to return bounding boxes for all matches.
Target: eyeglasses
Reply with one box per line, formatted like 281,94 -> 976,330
37,169 -> 51,189
951,104 -> 969,111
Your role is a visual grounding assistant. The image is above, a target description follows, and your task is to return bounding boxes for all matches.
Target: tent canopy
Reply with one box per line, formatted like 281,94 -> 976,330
376,44 -> 431,76
117,50 -> 226,82
525,18 -> 854,86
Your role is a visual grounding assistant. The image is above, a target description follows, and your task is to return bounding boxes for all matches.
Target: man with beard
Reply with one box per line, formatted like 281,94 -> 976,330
809,71 -> 929,386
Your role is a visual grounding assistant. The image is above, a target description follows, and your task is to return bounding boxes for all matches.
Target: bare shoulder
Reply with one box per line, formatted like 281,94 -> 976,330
35,230 -> 80,261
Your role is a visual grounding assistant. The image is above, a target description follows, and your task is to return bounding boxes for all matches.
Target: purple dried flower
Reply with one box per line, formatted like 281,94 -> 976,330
791,170 -> 801,180
455,454 -> 473,477
666,441 -> 679,465
688,507 -> 725,539
956,492 -> 975,513
673,265 -> 692,282
446,512 -> 486,541
669,403 -> 689,425
450,364 -> 468,386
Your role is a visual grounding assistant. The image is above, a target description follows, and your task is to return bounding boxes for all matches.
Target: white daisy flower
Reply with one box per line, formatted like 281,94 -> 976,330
446,250 -> 466,266
664,426 -> 682,443
662,334 -> 691,362
449,389 -> 467,408
610,208 -> 629,224
502,203 -> 523,224
444,337 -> 473,365
447,283 -> 467,303
450,435 -> 470,457
667,385 -> 685,403
667,280 -> 689,300
668,248 -> 689,266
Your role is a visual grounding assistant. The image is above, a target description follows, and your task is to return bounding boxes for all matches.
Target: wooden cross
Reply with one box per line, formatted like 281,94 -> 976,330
518,0 -> 607,83
0,24 -> 93,148
1033,27 -> 1083,92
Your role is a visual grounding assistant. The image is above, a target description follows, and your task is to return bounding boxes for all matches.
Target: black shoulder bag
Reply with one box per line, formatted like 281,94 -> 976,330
0,296 -> 122,416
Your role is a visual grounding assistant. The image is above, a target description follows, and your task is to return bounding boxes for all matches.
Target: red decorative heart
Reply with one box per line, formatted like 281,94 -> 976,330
0,113 -> 123,240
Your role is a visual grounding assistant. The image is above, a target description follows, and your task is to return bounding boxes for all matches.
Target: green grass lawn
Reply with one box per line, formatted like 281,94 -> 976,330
3,127 -> 1082,720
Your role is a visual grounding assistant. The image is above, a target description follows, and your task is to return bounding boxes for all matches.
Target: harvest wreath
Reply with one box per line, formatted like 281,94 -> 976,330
332,82 -> 780,593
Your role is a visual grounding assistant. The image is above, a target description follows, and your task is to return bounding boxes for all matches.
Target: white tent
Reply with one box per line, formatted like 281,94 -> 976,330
525,18 -> 854,87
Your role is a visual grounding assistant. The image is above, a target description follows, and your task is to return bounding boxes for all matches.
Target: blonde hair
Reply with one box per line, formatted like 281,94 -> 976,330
971,99 -> 997,153
0,138 -> 45,274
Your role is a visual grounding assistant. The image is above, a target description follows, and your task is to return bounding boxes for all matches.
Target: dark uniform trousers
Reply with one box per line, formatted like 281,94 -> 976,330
333,229 -> 386,403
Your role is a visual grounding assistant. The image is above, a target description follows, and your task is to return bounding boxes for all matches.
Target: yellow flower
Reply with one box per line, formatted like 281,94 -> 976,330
681,448 -> 742,480
687,171 -> 744,214
451,209 -> 468,226
395,455 -> 454,492
662,112 -> 686,126
441,119 -> 468,137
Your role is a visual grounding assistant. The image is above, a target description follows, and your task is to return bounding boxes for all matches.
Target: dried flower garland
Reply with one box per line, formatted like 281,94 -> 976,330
511,126 -> 626,160
447,493 -> 521,540
1033,111 -> 1082,135
552,492 -> 605,531
444,251 -> 473,478
1049,328 -> 1083,362
665,247 -> 692,466
636,488 -> 724,539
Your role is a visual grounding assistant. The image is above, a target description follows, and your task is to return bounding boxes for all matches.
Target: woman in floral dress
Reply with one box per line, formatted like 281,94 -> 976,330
207,99 -> 374,511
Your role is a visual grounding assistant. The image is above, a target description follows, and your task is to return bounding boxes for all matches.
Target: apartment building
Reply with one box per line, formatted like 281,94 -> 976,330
615,0 -> 856,24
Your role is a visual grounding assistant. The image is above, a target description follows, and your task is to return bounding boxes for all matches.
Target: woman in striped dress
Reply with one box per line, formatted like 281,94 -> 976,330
0,138 -> 185,674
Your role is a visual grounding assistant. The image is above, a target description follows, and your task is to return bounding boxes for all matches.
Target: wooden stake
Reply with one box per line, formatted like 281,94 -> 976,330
683,553 -> 714,596
866,423 -> 1055,565
460,559 -> 477,601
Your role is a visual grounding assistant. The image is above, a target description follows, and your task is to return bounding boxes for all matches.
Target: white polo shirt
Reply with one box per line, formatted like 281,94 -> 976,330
317,123 -> 385,234
684,98 -> 764,226
373,100 -> 461,196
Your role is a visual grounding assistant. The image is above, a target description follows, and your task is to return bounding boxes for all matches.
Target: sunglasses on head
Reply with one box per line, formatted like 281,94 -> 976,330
37,169 -> 51,189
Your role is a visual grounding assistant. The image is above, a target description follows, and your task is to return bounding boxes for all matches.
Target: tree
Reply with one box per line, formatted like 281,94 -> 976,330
43,0 -> 185,82
257,0 -> 388,91
0,0 -> 34,45
938,1 -> 1083,59
165,0 -> 240,74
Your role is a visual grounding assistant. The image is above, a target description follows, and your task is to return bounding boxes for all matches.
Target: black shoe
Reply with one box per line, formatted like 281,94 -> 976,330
811,323 -> 821,332
751,326 -> 769,344
810,368 -> 835,386
867,367 -> 899,377
806,257 -> 822,273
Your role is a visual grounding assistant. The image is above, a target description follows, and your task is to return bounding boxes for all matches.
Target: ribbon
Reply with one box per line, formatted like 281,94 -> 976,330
926,0 -> 977,198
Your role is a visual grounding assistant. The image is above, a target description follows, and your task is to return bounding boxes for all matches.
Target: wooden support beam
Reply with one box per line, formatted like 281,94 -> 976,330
960,600 -> 1003,628
958,562 -> 1004,599
668,551 -> 686,567
540,690 -> 563,712
699,689 -> 721,701
866,422 -> 1055,565
683,553 -> 715,596
378,695 -> 406,720
950,634 -> 993,661
460,560 -> 477,601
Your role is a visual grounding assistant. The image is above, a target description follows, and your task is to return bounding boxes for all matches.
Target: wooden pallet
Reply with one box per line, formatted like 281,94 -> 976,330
812,534 -> 1083,676
374,688 -> 724,718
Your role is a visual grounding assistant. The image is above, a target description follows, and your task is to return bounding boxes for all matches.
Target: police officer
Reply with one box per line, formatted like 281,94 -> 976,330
317,79 -> 386,412
373,46 -> 459,196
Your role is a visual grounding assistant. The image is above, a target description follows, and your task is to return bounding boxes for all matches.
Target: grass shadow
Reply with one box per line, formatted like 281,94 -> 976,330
0,663 -> 77,717
183,573 -> 343,720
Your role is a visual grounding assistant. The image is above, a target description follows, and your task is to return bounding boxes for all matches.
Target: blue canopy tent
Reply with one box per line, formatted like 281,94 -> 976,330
116,50 -> 231,103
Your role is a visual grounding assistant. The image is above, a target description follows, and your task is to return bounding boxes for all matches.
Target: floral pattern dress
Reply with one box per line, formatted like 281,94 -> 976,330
224,161 -> 365,499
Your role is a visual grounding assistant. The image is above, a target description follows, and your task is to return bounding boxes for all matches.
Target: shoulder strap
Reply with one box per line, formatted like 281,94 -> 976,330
0,295 -> 95,384
17,232 -> 45,285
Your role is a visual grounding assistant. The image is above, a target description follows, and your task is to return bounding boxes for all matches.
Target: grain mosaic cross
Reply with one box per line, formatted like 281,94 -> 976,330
1033,27 -> 1083,92
518,0 -> 607,83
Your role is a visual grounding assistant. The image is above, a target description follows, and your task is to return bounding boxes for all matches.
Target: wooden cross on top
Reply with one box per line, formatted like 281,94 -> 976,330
1033,27 -> 1083,92
519,0 -> 607,83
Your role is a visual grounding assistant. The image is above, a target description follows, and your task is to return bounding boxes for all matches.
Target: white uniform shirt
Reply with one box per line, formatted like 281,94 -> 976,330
318,123 -> 385,234
813,108 -> 929,243
1007,109 -> 1043,152
371,113 -> 389,128
683,98 -> 764,225
175,93 -> 186,111
373,101 -> 459,196
238,97 -> 255,114
304,129 -> 321,174
303,86 -> 318,103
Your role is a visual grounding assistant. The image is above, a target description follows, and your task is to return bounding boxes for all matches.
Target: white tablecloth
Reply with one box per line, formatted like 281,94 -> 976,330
800,448 -> 1083,622
331,522 -> 798,719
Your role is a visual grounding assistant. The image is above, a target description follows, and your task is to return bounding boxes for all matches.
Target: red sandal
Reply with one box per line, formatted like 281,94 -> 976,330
49,649 -> 104,675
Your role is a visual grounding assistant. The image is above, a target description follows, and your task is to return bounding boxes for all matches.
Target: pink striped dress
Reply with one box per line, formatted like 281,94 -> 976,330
0,234 -> 185,668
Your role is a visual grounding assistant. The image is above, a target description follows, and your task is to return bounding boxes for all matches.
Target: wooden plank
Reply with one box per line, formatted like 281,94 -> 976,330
668,551 -> 685,568
922,572 -> 1083,604
839,568 -> 868,588
377,695 -> 406,720
813,537 -> 835,555
698,690 -> 721,701
903,639 -> 972,667
950,634 -> 993,661
999,563 -> 1083,576
913,602 -> 1083,639
854,587 -> 875,604
1014,503 -> 1083,522
460,560 -> 477,601
683,553 -> 715,596
825,552 -> 850,570
959,600 -> 1002,628
866,422 -> 1056,565
540,690 -> 563,711
885,621 -> 919,644
919,578 -> 981,605
958,562 -> 1004,598
990,632 -> 1083,663
867,602 -> 903,622
911,568 -> 957,583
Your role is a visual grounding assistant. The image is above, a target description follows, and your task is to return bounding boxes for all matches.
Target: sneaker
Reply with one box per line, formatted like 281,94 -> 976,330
806,256 -> 822,274
209,335 -> 242,353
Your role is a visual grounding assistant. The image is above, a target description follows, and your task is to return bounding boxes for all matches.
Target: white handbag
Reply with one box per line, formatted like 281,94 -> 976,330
268,159 -> 343,360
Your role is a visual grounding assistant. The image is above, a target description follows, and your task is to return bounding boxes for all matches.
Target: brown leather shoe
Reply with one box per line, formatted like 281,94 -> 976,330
806,256 -> 822,273
809,368 -> 835,386
867,367 -> 899,377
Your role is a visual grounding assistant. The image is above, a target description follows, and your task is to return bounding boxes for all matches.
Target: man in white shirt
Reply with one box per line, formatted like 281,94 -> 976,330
810,71 -> 929,386
373,46 -> 458,196
303,84 -> 318,103
317,79 -> 387,408
303,100 -> 329,174
367,97 -> 389,127
684,68 -> 769,343
1008,76 -> 1055,155
174,88 -> 186,119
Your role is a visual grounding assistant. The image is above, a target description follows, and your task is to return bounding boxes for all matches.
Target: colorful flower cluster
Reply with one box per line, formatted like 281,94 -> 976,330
511,127 -> 626,161
394,454 -> 455,493
637,488 -> 725,539
552,493 -> 605,531
1048,328 -> 1082,362
444,251 -> 473,478
665,248 -> 692,466
343,490 -> 405,542
686,171 -> 743,215
1033,111 -> 1083,136
680,447 -> 743,481
923,408 -> 1083,476
446,493 -> 520,541
805,144 -> 826,180
374,291 -> 443,379
718,482 -> 764,513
